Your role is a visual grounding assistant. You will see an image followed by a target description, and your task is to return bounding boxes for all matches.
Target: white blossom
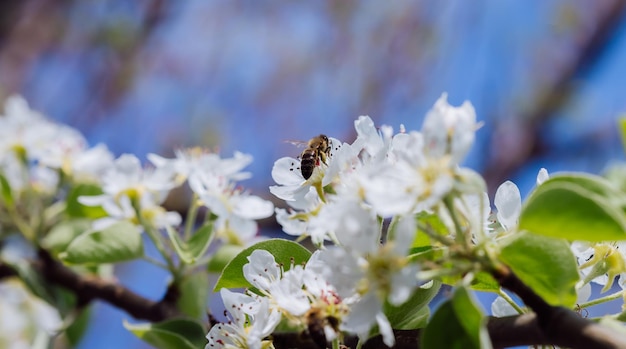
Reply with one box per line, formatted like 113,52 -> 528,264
78,154 -> 181,230
0,281 -> 62,349
494,181 -> 521,232
421,92 -> 477,164
205,289 -> 280,349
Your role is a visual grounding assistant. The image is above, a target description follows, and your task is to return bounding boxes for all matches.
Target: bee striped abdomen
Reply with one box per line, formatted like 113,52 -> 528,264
299,134 -> 331,180
300,150 -> 317,179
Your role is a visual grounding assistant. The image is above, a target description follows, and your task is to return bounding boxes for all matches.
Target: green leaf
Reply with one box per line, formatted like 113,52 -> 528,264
65,184 -> 107,218
604,164 -> 626,194
65,307 -> 91,346
0,173 -> 13,206
384,280 -> 441,329
519,175 -> 626,242
166,223 -> 215,264
421,286 -> 491,349
470,272 -> 500,292
177,273 -> 209,319
41,219 -> 91,254
499,231 -> 579,307
207,244 -> 244,273
59,221 -> 143,265
214,239 -> 312,291
124,318 -> 207,349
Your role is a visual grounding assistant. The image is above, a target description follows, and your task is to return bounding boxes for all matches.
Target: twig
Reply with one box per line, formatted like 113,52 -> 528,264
491,264 -> 626,349
0,250 -> 181,322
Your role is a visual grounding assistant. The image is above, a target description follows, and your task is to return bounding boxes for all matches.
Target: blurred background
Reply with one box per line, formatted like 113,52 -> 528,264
1,0 -> 626,348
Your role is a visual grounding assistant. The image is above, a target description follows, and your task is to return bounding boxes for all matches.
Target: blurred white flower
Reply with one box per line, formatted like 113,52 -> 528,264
0,95 -> 92,193
0,281 -> 62,349
79,154 -> 181,230
148,148 -> 252,189
421,92 -> 477,164
191,172 -> 273,246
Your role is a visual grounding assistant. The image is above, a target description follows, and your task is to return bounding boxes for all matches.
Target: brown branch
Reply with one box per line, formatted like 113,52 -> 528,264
491,264 -> 626,349
271,312 -> 626,349
270,264 -> 626,349
0,249 -> 181,322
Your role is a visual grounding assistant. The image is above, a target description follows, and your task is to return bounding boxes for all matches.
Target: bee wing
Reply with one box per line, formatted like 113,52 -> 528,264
284,139 -> 309,148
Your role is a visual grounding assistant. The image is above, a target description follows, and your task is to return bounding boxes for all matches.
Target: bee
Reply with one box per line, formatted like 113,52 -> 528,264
299,134 -> 331,180
305,308 -> 340,349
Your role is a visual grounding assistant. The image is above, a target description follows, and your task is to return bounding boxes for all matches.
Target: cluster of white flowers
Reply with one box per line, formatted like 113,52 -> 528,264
267,93 -> 488,346
0,95 -> 112,196
147,148 -> 274,245
214,93 -> 522,347
0,95 -> 273,246
0,280 -> 62,349
0,95 -> 280,346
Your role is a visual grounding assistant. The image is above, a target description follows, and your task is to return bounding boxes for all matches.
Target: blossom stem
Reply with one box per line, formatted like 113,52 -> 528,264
578,289 -> 624,309
183,193 -> 200,240
313,181 -> 326,203
497,288 -> 525,314
417,222 -> 455,246
474,192 -> 488,243
386,215 -> 399,242
141,255 -> 170,270
144,224 -> 180,280
6,204 -> 34,242
443,196 -> 469,248
134,206 -> 181,282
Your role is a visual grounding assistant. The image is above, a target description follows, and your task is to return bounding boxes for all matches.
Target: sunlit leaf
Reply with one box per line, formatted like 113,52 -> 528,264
499,232 -> 579,307
60,221 -> 143,265
177,273 -> 209,320
520,174 -> 626,242
65,184 -> 107,218
421,286 -> 491,349
384,280 -> 441,329
124,318 -> 206,349
207,244 -> 244,274
166,223 -> 214,264
41,219 -> 91,254
214,239 -> 311,291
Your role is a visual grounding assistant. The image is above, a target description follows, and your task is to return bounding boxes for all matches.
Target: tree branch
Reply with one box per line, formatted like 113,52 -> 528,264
0,250 -> 181,322
491,264 -> 626,349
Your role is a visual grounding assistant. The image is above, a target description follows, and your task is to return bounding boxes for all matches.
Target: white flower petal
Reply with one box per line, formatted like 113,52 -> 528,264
494,180 -> 521,231
422,93 -> 477,163
271,157 -> 304,186
275,208 -> 307,237
376,312 -> 395,347
536,168 -> 549,186
577,282 -> 592,303
233,195 -> 274,220
491,296 -> 519,317
243,250 -> 280,291
342,293 -> 380,338
269,270 -> 310,316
